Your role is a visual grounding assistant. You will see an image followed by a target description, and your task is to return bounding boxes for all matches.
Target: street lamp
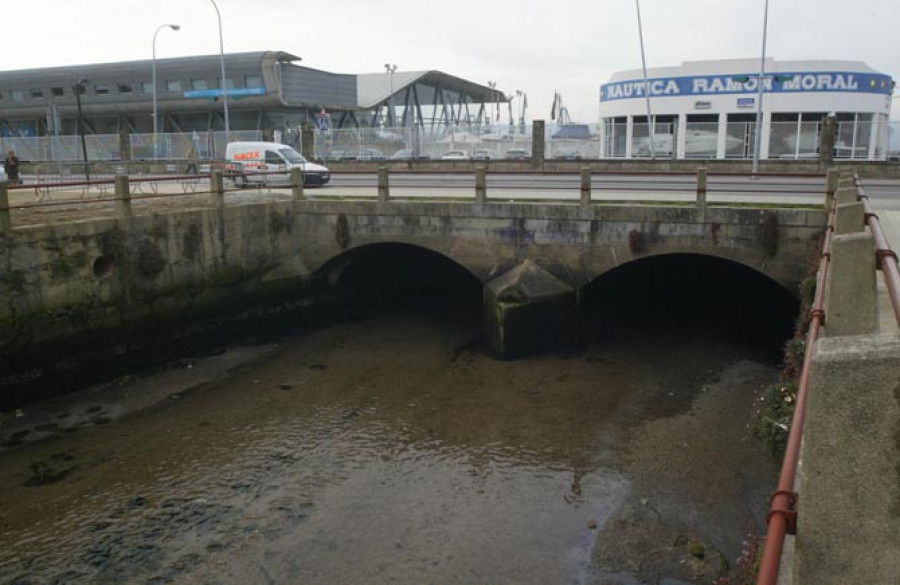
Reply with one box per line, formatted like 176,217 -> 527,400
152,23 -> 180,160
635,0 -> 656,159
751,0 -> 771,175
487,81 -> 497,126
73,78 -> 90,181
209,0 -> 230,141
384,64 -> 397,127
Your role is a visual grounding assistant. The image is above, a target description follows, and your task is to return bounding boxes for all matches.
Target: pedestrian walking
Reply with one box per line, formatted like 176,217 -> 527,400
4,150 -> 21,184
185,146 -> 199,174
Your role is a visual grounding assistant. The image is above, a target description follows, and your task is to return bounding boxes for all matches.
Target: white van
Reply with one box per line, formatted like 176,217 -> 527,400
224,141 -> 330,187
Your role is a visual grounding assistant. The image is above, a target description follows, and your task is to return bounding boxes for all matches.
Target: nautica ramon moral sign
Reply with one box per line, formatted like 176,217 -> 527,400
601,72 -> 893,101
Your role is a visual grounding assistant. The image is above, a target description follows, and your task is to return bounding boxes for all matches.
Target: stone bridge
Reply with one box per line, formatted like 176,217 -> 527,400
1,194 -> 824,361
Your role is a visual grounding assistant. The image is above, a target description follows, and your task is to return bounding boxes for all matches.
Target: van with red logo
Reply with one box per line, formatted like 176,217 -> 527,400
224,141 -> 330,187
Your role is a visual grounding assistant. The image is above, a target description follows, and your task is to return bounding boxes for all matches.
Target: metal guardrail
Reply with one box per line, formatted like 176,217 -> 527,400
755,175 -> 836,585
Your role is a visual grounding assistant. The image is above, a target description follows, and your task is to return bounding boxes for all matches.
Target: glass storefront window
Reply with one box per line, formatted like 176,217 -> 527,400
603,117 -> 627,158
725,114 -> 756,159
685,115 -> 718,158
631,116 -> 676,158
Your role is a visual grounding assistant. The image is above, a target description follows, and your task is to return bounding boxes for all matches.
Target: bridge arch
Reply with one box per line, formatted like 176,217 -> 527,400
310,242 -> 484,312
581,252 -> 801,353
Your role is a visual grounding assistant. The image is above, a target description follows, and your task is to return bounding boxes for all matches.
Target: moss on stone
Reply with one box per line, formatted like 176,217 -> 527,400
136,239 -> 166,279
0,270 -> 26,292
50,256 -> 77,279
182,223 -> 203,260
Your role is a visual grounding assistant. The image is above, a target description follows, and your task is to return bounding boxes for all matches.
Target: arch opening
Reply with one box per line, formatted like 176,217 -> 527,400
582,253 -> 800,361
315,243 -> 483,320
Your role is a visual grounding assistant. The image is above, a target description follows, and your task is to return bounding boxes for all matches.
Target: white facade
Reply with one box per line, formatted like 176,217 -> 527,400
599,58 -> 894,160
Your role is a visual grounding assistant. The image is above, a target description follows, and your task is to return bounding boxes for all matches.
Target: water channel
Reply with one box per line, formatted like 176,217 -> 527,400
0,248 -> 797,585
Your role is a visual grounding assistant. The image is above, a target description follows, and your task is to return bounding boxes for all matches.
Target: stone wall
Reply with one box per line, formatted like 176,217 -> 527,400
0,197 -> 825,403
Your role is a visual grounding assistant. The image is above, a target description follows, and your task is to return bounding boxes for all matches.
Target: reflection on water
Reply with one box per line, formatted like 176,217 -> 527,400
0,303 -> 778,585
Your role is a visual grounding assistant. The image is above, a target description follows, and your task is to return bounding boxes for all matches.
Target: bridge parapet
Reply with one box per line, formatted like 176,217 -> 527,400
781,176 -> 900,585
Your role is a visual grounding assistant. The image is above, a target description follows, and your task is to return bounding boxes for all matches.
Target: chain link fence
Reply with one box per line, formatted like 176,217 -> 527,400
313,125 -> 535,161
3,122 -> 897,163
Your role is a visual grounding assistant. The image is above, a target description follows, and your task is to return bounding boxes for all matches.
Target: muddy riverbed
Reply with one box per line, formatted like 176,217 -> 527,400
0,295 -> 780,585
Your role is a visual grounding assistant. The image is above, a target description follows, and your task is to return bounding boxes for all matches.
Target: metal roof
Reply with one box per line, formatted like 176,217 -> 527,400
0,51 -> 299,85
356,70 -> 507,108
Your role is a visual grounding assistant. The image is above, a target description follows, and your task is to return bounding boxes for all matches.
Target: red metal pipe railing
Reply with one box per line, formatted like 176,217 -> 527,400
756,180 -> 836,585
856,176 -> 900,326
757,175 -> 900,583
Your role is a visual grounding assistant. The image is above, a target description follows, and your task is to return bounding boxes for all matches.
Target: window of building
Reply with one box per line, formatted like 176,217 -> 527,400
117,83 -> 133,94
30,89 -> 44,99
685,114 -> 719,159
51,87 -> 65,97
141,82 -> 153,94
191,79 -> 208,91
166,80 -> 182,92
245,75 -> 262,88
95,84 -> 110,95
218,77 -> 234,89
603,117 -> 627,158
631,115 -> 677,158
11,90 -> 24,101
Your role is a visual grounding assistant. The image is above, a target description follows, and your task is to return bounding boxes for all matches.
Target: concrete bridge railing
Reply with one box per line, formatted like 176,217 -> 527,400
780,175 -> 900,585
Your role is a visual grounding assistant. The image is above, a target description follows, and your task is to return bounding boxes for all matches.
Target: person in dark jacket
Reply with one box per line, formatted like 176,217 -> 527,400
4,150 -> 20,184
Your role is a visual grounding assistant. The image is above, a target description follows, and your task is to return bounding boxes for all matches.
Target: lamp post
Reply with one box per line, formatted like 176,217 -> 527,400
384,64 -> 397,127
487,81 -> 497,127
751,0 -> 770,174
152,23 -> 180,160
209,0 -> 230,142
73,79 -> 90,182
635,0 -> 656,159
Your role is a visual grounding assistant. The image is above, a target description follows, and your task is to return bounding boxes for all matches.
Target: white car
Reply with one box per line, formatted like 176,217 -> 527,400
440,150 -> 469,160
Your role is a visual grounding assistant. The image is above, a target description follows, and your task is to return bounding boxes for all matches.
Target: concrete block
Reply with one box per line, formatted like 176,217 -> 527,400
0,181 -> 11,235
377,166 -> 390,202
795,333 -> 900,585
824,168 -> 839,203
834,186 -> 858,206
833,201 -> 865,235
290,168 -> 304,200
475,165 -> 487,203
696,167 -> 708,208
210,171 -> 225,207
580,166 -> 591,207
483,260 -> 577,358
114,175 -> 132,217
825,232 -> 877,336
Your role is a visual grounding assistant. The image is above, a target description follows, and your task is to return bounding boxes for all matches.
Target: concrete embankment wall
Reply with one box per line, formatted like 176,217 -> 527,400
0,202 -> 313,350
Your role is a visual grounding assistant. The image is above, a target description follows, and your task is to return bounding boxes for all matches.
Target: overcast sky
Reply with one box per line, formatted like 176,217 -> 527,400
3,0 -> 898,121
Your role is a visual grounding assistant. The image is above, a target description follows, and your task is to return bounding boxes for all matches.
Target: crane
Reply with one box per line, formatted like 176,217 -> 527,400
550,91 -> 572,125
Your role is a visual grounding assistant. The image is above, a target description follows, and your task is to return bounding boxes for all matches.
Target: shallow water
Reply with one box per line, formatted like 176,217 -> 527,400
0,306 -> 779,585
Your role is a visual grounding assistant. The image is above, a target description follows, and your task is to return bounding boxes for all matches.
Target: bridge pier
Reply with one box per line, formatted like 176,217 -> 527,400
483,260 -> 578,359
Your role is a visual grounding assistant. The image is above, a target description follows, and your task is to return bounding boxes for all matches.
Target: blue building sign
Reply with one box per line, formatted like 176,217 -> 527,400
183,87 -> 267,99
601,72 -> 893,102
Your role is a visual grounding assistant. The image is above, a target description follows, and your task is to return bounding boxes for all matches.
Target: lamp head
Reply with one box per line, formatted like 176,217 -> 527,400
169,24 -> 181,31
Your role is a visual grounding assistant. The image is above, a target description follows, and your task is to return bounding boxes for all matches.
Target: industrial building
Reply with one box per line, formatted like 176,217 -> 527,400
0,50 -> 506,146
599,58 -> 894,160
